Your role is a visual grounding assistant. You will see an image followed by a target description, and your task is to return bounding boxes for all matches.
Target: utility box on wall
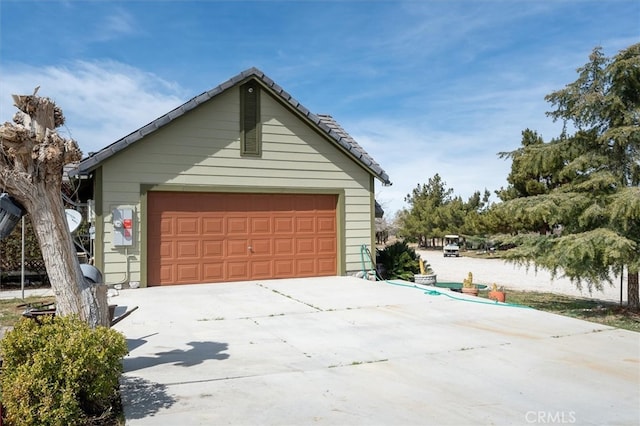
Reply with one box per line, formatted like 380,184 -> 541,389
112,207 -> 134,247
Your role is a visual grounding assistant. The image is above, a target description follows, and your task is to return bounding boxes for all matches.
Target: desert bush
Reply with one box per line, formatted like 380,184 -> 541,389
0,315 -> 128,426
376,240 -> 421,280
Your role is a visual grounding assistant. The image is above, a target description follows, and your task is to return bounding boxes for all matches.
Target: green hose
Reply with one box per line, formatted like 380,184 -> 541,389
359,244 -> 531,309
385,279 -> 532,308
359,244 -> 379,280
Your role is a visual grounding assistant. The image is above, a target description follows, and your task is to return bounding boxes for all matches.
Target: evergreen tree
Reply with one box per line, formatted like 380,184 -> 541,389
399,174 -> 491,246
398,174 -> 453,246
496,44 -> 640,308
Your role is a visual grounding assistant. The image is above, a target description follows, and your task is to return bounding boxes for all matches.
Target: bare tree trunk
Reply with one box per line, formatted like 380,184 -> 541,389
628,269 -> 639,310
24,183 -> 109,326
0,90 -> 109,327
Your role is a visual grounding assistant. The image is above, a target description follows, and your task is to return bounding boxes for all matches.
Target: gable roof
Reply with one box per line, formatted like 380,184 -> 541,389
76,67 -> 391,185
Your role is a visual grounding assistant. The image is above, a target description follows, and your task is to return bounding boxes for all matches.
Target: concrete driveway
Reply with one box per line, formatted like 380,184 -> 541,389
112,276 -> 639,425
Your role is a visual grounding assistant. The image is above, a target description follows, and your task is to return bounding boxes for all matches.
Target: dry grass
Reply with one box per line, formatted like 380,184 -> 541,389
0,296 -> 55,328
479,289 -> 640,332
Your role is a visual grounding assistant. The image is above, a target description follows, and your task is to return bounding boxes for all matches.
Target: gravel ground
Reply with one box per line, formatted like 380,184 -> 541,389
416,249 -> 627,303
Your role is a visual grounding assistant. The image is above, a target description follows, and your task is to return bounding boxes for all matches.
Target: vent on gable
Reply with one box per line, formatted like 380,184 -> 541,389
240,81 -> 261,156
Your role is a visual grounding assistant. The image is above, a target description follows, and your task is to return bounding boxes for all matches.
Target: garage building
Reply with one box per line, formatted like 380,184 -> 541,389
75,68 -> 390,287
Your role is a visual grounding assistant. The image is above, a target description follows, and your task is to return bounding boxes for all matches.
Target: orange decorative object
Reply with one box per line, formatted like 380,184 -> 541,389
488,290 -> 506,303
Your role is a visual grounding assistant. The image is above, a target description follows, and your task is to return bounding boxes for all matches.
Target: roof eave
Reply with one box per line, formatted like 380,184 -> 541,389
77,67 -> 391,186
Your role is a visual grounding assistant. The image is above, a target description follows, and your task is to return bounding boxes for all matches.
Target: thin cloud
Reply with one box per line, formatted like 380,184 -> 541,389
0,60 -> 186,154
94,8 -> 138,42
350,85 -> 566,215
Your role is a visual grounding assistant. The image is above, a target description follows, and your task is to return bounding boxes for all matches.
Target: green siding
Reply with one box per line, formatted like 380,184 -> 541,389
98,86 -> 376,285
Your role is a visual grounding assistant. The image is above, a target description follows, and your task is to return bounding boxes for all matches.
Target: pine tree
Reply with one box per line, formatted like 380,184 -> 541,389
496,44 -> 640,308
399,174 -> 491,246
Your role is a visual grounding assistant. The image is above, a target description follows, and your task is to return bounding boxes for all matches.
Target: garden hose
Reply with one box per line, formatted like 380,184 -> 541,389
359,244 -> 381,280
386,279 -> 532,308
359,244 -> 531,309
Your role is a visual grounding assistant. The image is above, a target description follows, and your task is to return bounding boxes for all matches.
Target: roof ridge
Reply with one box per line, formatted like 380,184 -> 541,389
76,69 -> 390,185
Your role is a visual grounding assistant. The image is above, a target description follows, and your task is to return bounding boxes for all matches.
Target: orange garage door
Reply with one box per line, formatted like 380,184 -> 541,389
147,192 -> 337,285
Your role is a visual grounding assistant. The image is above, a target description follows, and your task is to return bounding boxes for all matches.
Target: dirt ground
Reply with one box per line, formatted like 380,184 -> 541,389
416,249 -> 627,303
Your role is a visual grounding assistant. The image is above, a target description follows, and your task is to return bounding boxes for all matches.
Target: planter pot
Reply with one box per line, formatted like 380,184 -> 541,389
461,286 -> 479,297
488,290 -> 506,302
414,274 -> 437,285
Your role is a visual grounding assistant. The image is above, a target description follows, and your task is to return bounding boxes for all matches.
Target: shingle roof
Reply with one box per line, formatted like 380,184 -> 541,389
316,114 -> 388,184
76,67 -> 391,185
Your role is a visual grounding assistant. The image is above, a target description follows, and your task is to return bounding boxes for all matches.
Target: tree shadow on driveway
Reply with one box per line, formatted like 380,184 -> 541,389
120,375 -> 177,420
123,340 -> 230,372
120,340 -> 230,419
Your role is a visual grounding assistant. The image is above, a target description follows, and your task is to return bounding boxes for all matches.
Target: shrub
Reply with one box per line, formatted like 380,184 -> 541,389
0,315 -> 128,426
376,241 -> 421,281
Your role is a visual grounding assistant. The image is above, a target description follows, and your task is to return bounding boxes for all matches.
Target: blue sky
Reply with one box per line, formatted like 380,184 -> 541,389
1,0 -> 638,215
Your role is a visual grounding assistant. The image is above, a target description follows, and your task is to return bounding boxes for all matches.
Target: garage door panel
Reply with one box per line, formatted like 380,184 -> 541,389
159,217 -> 173,235
227,217 -> 248,235
317,237 -> 336,254
296,238 -> 315,254
159,241 -> 173,258
251,238 -> 272,255
203,217 -> 224,235
274,260 -> 294,277
274,217 -> 293,233
148,192 -> 337,286
177,217 -> 199,234
318,258 -> 337,275
227,262 -> 249,280
317,217 -> 336,233
177,264 -> 199,282
251,217 -> 271,234
203,240 -> 224,258
176,240 -> 199,258
159,265 -> 173,283
295,217 -> 315,233
274,238 -> 294,255
227,239 -> 249,257
296,258 -> 315,276
203,263 -> 224,282
250,261 -> 272,279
